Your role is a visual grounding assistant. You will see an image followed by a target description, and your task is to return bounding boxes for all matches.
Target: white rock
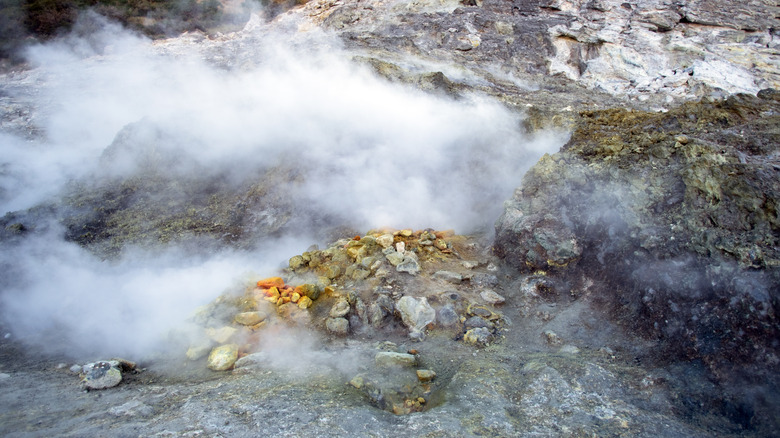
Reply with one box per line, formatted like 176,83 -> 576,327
396,296 -> 436,336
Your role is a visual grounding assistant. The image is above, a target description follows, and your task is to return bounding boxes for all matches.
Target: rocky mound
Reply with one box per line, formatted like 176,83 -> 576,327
495,90 -> 780,428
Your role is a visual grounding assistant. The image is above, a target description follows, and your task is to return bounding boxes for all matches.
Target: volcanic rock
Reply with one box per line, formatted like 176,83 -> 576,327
207,344 -> 239,371
396,296 -> 436,337
82,360 -> 129,390
326,317 -> 349,335
375,352 -> 417,368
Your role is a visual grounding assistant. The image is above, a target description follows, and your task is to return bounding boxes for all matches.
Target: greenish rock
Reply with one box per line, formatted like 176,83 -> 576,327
299,283 -> 321,300
324,263 -> 342,279
326,317 -> 349,335
375,351 -> 417,367
289,255 -> 305,270
385,251 -> 405,266
207,344 -> 239,371
463,327 -> 493,346
82,361 -> 123,390
234,311 -> 266,326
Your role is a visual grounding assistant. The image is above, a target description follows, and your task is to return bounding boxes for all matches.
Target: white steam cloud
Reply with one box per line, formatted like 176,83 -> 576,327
0,13 -> 567,359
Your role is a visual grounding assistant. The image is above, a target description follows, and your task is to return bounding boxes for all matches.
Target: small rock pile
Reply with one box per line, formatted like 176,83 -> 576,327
184,228 -> 509,376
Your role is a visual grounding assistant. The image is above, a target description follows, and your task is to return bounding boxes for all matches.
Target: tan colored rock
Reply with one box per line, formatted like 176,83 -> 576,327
416,369 -> 436,382
376,234 -> 394,248
298,296 -> 313,309
207,344 -> 239,371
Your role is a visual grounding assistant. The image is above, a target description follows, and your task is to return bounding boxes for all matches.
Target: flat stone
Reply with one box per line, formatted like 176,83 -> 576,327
207,344 -> 239,371
375,351 -> 417,367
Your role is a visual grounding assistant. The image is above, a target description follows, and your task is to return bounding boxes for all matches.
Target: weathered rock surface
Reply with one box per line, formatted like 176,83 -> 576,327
495,91 -> 780,429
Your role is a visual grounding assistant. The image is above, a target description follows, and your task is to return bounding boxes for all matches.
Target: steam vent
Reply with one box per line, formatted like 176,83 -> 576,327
0,0 -> 778,436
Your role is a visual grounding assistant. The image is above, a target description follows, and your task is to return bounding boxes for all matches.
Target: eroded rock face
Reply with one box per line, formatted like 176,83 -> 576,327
286,0 -> 780,108
495,91 -> 780,407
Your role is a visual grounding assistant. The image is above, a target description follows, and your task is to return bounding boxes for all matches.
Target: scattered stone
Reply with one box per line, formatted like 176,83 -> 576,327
543,330 -> 562,346
83,361 -> 123,390
205,326 -> 238,344
349,375 -> 365,389
69,365 -> 81,374
416,369 -> 436,382
234,311 -> 267,326
326,317 -> 349,335
437,306 -> 459,327
480,290 -> 505,305
433,270 -> 462,284
463,327 -> 493,345
329,298 -> 351,318
399,229 -> 413,237
396,296 -> 436,337
375,351 -> 417,367
207,344 -> 239,371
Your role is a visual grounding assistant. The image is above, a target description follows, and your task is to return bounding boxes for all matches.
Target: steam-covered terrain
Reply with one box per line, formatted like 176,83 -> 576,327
1,0 -> 779,436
